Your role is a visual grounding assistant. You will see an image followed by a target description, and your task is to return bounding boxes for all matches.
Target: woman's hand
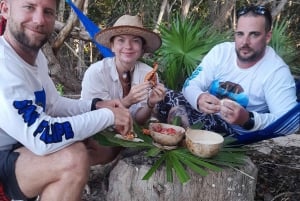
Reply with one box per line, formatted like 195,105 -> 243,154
147,83 -> 166,107
134,82 -> 166,125
122,82 -> 152,107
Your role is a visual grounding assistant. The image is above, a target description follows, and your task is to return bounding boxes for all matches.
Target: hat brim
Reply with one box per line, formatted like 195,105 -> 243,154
94,26 -> 162,53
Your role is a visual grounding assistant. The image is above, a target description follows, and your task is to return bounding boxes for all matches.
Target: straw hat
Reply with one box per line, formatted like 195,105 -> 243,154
94,15 -> 161,53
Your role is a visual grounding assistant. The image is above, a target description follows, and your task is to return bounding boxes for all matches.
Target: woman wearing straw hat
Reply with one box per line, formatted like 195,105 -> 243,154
81,15 -> 166,125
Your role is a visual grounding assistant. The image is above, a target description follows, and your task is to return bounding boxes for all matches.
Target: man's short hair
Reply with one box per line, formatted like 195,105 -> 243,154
236,5 -> 272,32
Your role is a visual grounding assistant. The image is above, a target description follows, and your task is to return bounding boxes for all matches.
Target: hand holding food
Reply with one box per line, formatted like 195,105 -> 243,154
123,82 -> 151,107
220,98 -> 249,125
144,62 -> 158,87
110,104 -> 133,136
197,93 -> 221,114
147,83 -> 166,108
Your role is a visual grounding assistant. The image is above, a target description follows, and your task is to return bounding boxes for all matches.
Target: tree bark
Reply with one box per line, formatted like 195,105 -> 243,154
57,0 -> 66,22
52,0 -> 85,54
154,0 -> 168,32
106,154 -> 257,201
54,21 -> 91,41
208,0 -> 235,30
270,0 -> 288,18
181,0 -> 192,19
42,42 -> 82,93
77,0 -> 89,69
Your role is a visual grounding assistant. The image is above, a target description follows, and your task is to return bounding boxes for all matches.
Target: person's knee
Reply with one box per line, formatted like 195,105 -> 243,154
59,142 -> 90,177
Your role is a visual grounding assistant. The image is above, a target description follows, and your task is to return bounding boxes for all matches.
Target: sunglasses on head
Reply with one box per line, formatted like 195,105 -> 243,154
236,5 -> 272,30
237,5 -> 270,17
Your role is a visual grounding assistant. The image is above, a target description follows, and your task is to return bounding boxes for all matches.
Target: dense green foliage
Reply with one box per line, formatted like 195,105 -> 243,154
155,15 -> 230,90
270,19 -> 299,75
87,0 -> 160,29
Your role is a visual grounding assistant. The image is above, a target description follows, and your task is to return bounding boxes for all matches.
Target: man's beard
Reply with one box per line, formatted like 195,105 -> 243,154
9,23 -> 48,51
236,46 -> 265,63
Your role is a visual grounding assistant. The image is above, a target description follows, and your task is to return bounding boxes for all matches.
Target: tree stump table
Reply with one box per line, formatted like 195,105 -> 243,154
105,151 -> 257,201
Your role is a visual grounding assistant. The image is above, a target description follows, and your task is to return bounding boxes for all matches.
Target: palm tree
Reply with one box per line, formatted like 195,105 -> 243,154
155,14 -> 231,91
269,18 -> 299,75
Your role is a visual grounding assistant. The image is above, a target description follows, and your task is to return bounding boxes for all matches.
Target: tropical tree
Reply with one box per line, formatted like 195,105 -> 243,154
269,18 -> 299,75
155,15 -> 230,91
45,0 -> 300,94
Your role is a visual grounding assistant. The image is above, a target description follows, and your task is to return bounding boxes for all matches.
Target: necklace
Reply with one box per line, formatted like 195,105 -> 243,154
121,71 -> 131,97
122,71 -> 131,85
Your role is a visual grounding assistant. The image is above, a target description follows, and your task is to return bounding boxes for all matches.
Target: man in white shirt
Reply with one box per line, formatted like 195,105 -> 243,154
0,0 -> 132,200
156,5 -> 297,137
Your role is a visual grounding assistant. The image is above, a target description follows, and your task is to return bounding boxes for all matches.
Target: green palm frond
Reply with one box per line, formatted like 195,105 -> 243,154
270,19 -> 299,74
156,14 -> 230,90
142,154 -> 166,180
168,152 -> 191,183
95,123 -> 247,184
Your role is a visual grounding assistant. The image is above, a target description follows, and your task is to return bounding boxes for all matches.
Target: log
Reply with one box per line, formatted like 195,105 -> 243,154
106,153 -> 257,201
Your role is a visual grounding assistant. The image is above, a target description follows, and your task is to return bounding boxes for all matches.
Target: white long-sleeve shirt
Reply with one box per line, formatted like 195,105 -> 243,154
183,42 -> 297,131
0,36 -> 115,155
81,57 -> 154,117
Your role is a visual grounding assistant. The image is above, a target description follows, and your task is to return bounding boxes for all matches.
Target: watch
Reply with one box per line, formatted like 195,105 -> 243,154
242,111 -> 255,130
91,98 -> 103,111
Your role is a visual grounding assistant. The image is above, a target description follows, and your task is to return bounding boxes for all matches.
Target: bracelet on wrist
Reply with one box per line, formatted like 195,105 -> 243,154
91,98 -> 103,111
147,99 -> 155,109
242,111 -> 255,130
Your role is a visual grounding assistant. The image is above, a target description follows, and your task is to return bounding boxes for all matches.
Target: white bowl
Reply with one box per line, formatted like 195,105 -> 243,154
149,123 -> 185,146
185,129 -> 224,158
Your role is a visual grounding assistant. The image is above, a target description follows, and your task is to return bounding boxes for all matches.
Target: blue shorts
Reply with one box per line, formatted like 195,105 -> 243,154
0,149 -> 28,200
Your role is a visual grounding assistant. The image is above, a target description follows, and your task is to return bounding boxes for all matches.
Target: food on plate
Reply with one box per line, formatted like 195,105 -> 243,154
124,131 -> 135,140
149,123 -> 185,146
115,134 -> 144,142
142,128 -> 151,135
151,123 -> 177,135
115,131 -> 144,142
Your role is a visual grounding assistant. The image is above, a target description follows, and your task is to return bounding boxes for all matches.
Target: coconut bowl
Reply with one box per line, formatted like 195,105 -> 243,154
185,128 -> 224,158
149,123 -> 185,146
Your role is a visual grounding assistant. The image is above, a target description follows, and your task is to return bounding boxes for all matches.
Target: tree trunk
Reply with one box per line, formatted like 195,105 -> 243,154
208,0 -> 235,30
43,42 -> 82,93
57,0 -> 66,22
270,0 -> 288,18
54,20 -> 90,41
154,0 -> 168,32
181,0 -> 192,19
77,0 -> 89,71
106,153 -> 257,201
52,0 -> 85,54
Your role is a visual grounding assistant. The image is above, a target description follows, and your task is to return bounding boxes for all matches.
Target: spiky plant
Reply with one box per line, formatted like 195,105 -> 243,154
269,19 -> 299,75
94,122 -> 246,184
155,14 -> 230,91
